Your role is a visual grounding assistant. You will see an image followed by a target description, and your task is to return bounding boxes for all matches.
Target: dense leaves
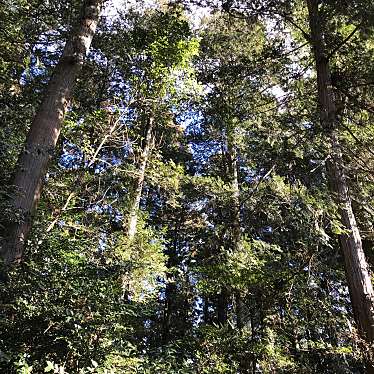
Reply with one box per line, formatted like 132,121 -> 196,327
0,0 -> 373,373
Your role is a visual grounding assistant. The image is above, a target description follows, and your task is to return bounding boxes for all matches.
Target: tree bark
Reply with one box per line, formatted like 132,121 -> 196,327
227,132 -> 246,329
127,116 -> 154,239
227,133 -> 241,248
162,214 -> 180,344
162,280 -> 177,344
306,0 -> 374,368
0,0 -> 104,266
217,289 -> 229,325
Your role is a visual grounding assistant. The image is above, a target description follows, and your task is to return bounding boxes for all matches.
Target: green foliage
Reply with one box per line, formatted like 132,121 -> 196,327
1,0 -> 373,373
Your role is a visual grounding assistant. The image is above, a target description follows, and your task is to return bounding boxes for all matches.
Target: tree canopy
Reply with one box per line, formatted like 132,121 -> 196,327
0,0 -> 373,373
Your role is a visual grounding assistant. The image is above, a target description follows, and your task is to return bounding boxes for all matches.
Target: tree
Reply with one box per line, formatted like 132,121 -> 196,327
0,0 -> 105,266
305,0 -> 374,367
0,0 -> 373,372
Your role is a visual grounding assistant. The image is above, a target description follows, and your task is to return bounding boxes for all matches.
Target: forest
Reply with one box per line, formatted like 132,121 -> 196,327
0,0 -> 373,372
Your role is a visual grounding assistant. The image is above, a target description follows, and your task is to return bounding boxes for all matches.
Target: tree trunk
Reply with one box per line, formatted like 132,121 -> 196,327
217,289 -> 229,325
227,132 -> 245,329
306,0 -> 374,368
162,280 -> 177,344
227,134 -> 241,248
127,116 -> 154,239
162,215 -> 180,344
0,0 -> 104,266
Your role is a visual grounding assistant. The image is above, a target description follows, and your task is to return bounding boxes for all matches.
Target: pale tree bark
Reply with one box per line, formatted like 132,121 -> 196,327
306,0 -> 374,368
227,132 -> 245,329
127,116 -> 154,240
227,132 -> 241,249
0,0 -> 105,266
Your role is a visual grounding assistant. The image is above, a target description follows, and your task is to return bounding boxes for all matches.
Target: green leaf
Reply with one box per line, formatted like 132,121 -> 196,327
44,361 -> 54,372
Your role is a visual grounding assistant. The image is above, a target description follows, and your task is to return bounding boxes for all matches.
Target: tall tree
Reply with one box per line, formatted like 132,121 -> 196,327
1,0 -> 374,372
305,0 -> 374,367
127,115 -> 155,239
0,0 -> 104,265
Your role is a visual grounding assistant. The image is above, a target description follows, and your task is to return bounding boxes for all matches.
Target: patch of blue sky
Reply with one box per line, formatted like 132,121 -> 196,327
188,198 -> 209,213
88,49 -> 108,66
60,139 -> 127,172
108,77 -> 137,114
241,166 -> 264,183
177,109 -> 204,131
20,58 -> 46,86
189,140 -> 222,167
261,226 -> 273,234
98,232 -> 107,253
109,71 -> 131,90
93,160 -> 110,174
20,30 -> 64,85
59,142 -> 84,170
87,203 -> 123,221
121,140 -> 134,157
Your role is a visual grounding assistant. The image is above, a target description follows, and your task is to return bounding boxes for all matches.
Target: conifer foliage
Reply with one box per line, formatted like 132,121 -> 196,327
0,0 -> 373,373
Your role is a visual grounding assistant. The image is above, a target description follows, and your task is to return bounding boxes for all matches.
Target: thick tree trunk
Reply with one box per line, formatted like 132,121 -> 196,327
217,289 -> 229,325
0,0 -> 104,266
328,138 -> 374,343
306,0 -> 374,367
127,116 -> 154,239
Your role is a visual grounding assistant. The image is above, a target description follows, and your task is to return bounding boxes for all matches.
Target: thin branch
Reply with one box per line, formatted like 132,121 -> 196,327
282,15 -> 311,42
46,192 -> 75,232
340,121 -> 374,159
87,116 -> 122,168
241,165 -> 276,206
327,25 -> 360,60
351,197 -> 374,217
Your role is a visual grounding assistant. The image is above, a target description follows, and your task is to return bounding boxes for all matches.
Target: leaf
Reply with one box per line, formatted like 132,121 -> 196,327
44,361 -> 54,372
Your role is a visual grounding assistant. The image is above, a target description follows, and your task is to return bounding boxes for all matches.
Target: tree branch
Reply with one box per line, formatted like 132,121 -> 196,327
327,24 -> 361,60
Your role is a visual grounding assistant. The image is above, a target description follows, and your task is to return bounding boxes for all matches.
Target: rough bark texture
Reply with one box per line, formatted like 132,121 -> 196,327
127,116 -> 154,240
306,0 -> 374,367
1,0 -> 104,266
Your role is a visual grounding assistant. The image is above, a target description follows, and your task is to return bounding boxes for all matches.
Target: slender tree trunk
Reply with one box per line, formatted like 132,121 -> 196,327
227,135 -> 241,247
162,280 -> 177,344
236,291 -> 245,329
251,315 -> 257,374
306,0 -> 374,367
227,132 -> 245,329
162,215 -> 180,344
127,116 -> 154,239
0,0 -> 104,266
